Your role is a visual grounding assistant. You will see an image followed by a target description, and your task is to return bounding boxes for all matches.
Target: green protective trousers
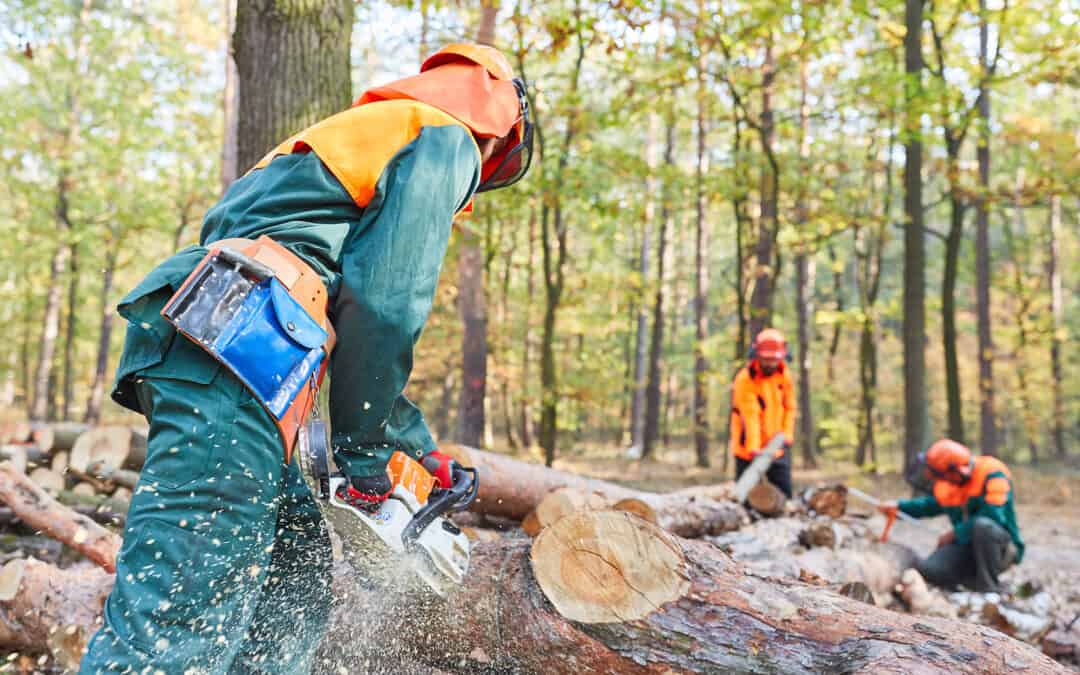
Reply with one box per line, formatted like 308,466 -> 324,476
79,290 -> 332,674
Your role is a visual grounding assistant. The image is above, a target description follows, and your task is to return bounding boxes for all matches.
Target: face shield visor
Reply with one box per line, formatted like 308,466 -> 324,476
476,78 -> 534,193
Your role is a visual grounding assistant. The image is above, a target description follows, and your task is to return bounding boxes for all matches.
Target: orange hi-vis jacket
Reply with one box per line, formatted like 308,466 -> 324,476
729,360 -> 796,461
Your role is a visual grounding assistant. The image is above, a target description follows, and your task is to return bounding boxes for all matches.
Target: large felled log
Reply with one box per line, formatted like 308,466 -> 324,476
0,462 -> 120,572
387,511 -> 1066,674
0,559 -> 110,659
70,425 -> 148,474
439,444 -> 746,537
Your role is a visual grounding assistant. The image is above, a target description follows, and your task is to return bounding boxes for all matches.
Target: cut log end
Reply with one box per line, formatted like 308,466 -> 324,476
531,510 -> 689,624
611,497 -> 658,524
747,480 -> 786,516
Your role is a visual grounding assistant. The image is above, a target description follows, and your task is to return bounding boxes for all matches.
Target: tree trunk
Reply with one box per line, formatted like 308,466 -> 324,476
975,0 -> 996,456
643,116 -> 675,460
439,444 -> 746,538
396,512 -> 1065,675
84,246 -> 118,425
795,56 -> 816,469
456,224 -> 488,447
32,181 -> 72,422
692,44 -> 710,469
61,243 -> 79,421
8,514 -> 1067,674
1003,211 -> 1039,462
221,0 -> 239,190
903,0 -> 929,469
631,115 -> 659,451
826,243 -> 844,385
733,117 -> 749,360
748,38 -> 779,341
453,0 -> 499,448
538,9 -> 584,466
1047,194 -> 1065,458
520,206 -> 536,449
232,0 -> 353,173
942,185 -> 966,443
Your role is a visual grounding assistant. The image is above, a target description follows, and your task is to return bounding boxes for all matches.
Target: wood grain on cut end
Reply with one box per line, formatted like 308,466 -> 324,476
531,510 -> 689,624
611,498 -> 658,524
69,426 -> 134,473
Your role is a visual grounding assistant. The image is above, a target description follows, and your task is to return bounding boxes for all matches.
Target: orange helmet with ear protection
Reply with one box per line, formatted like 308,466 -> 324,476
921,439 -> 973,481
356,42 -> 534,193
752,328 -> 788,360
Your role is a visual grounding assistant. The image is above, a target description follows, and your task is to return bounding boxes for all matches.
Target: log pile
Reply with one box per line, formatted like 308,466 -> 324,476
0,439 -> 1073,673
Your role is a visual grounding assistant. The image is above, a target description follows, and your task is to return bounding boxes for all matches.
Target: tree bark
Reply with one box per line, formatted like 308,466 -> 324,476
748,37 -> 779,341
630,114 -> 658,451
942,176 -> 966,443
221,0 -> 239,190
62,243 -> 79,421
692,40 -> 710,468
1047,194 -> 1065,458
439,444 -> 746,538
643,115 -> 675,460
84,245 -> 118,425
453,0 -> 499,448
8,515 -> 1067,674
538,8 -> 584,465
975,0 -> 996,456
232,0 -> 353,173
392,512 -> 1065,674
795,55 -> 816,469
902,0 -> 929,469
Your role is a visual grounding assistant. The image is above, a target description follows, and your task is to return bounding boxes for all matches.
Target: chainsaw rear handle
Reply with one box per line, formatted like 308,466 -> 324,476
402,465 -> 479,548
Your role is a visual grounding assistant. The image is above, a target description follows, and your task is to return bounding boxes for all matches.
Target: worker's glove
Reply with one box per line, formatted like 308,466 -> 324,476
936,530 -> 956,549
339,473 -> 393,511
877,502 -> 899,518
421,450 -> 457,490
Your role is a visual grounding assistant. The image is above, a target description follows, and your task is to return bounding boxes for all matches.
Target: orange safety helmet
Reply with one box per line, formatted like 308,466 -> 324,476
752,328 -> 788,361
920,439 -> 973,482
355,43 -> 534,193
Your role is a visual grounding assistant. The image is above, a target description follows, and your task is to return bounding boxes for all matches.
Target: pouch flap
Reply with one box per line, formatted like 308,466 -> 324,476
269,279 -> 327,350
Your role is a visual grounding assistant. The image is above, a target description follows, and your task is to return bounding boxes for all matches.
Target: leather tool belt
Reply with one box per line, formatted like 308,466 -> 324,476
161,235 -> 336,464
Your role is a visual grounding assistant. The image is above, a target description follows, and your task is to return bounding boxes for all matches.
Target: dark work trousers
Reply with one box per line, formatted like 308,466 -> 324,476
735,451 -> 793,498
917,517 -> 1015,592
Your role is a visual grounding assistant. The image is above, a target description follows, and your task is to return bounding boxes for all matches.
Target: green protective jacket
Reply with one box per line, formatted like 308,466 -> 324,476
112,123 -> 480,479
898,456 -> 1025,563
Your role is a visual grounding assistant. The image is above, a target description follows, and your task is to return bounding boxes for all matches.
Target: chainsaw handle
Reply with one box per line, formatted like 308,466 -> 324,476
402,465 -> 479,548
880,508 -> 897,542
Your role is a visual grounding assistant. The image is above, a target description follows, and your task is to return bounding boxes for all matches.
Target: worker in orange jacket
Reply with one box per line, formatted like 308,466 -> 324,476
729,328 -> 797,497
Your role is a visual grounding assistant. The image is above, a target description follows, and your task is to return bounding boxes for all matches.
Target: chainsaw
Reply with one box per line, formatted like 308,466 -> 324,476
297,419 -> 478,597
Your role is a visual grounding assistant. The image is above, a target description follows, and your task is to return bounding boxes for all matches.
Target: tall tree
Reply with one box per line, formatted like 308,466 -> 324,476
30,0 -> 93,422
794,51 -> 816,469
454,0 -> 500,447
902,0 -> 929,468
643,114 -> 676,460
691,0 -> 710,468
747,36 -> 779,340
232,0 -> 353,172
1046,194 -> 1065,458
537,0 -> 585,465
630,114 -> 659,452
974,0 -> 996,455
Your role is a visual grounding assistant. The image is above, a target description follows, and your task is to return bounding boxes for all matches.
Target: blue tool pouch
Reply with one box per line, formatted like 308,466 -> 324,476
162,248 -> 328,420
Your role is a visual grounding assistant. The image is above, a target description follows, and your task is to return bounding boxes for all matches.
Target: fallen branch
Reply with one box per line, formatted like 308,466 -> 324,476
0,462 -> 120,572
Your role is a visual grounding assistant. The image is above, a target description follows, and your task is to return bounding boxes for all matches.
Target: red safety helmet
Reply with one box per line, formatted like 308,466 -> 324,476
752,328 -> 788,361
920,439 -> 973,482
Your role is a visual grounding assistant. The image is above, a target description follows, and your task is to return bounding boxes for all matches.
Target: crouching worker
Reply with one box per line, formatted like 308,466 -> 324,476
879,439 -> 1024,592
80,43 -> 533,674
